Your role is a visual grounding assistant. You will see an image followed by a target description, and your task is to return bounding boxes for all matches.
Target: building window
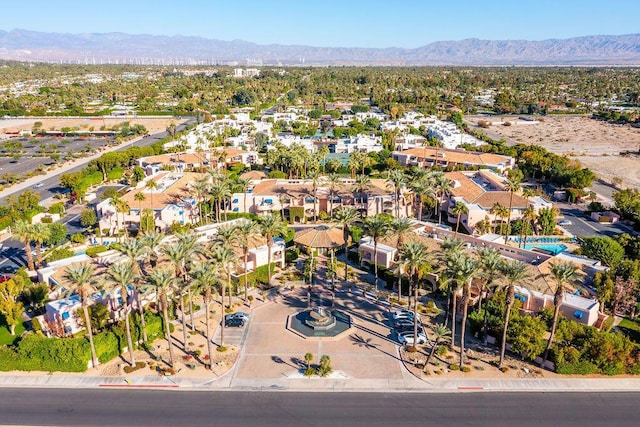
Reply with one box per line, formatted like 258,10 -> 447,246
573,311 -> 584,320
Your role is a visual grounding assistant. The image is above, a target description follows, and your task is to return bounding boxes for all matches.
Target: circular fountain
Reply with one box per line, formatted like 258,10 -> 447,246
288,293 -> 352,340
305,307 -> 337,331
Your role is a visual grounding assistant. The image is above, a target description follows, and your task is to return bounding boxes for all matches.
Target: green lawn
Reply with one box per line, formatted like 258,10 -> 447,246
0,321 -> 27,346
617,318 -> 640,344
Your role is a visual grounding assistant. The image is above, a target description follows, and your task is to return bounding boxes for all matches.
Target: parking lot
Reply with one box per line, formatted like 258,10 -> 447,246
0,136 -> 114,181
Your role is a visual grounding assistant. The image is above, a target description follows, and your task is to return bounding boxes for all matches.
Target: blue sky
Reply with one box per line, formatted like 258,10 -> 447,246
3,0 -> 639,48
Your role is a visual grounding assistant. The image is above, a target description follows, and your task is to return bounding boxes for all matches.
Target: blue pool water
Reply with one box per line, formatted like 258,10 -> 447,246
524,243 -> 568,255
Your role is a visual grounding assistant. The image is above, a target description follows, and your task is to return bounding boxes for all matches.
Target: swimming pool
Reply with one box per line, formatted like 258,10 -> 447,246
524,243 -> 568,255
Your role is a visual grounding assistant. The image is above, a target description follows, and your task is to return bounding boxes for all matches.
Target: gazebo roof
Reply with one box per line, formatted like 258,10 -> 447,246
294,225 -> 345,249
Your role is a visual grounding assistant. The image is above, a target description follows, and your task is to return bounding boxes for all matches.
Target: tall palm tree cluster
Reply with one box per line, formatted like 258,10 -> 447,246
59,215 -> 283,370
383,167 -> 452,224
428,238 -> 578,370
12,219 -> 56,271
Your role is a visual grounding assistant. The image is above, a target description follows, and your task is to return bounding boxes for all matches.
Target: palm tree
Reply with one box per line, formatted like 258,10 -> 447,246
258,213 -> 288,283
497,259 -> 529,368
490,203 -> 509,235
347,153 -> 360,179
161,241 -> 191,349
434,174 -> 451,224
451,201 -> 469,236
477,247 -> 502,345
438,237 -> 465,346
113,238 -> 148,341
363,215 -> 391,288
140,231 -> 164,269
423,324 -> 451,373
386,169 -> 406,218
503,175 -> 522,243
105,261 -> 137,366
398,241 -> 429,345
210,244 -> 238,348
63,264 -> 99,368
31,222 -> 51,269
451,254 -> 481,368
390,217 -> 414,304
326,174 -> 341,216
12,220 -> 35,271
134,192 -> 146,232
542,261 -> 578,364
235,220 -> 260,300
520,206 -> 537,249
331,207 -> 360,282
191,178 -> 210,224
353,174 -> 371,208
408,176 -> 436,222
308,169 -> 321,222
145,179 -> 158,222
146,269 -> 176,367
190,261 -> 222,367
215,226 -> 238,306
209,180 -> 231,222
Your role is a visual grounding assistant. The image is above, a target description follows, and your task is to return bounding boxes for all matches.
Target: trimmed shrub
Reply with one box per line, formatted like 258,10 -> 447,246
285,248 -> 299,263
46,247 -> 75,262
86,245 -> 108,257
70,233 -> 85,244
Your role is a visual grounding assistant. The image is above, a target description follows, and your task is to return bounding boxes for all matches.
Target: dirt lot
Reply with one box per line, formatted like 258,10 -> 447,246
0,117 -> 182,135
468,115 -> 640,189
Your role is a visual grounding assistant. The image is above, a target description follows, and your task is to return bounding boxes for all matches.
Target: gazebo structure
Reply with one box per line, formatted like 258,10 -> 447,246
293,225 -> 345,255
293,225 -> 346,290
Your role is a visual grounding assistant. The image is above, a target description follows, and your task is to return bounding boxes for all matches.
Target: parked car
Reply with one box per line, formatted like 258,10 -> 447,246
392,310 -> 413,320
558,219 -> 572,226
393,318 -> 421,330
225,312 -> 250,322
392,310 -> 421,323
0,265 -> 18,274
224,317 -> 246,328
396,324 -> 425,335
397,330 -> 428,345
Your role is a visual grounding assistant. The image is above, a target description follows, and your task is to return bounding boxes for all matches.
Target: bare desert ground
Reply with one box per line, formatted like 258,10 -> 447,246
0,116 -> 184,135
468,115 -> 640,189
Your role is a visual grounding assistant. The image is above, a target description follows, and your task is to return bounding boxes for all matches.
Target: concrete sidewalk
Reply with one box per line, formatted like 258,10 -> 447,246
2,372 -> 640,393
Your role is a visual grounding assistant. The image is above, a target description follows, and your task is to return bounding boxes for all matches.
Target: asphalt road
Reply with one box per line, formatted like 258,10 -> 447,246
0,389 -> 637,427
558,204 -> 632,238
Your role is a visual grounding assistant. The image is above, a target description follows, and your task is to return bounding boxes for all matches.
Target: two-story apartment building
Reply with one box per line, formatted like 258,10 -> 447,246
442,170 -> 553,235
229,178 -> 412,222
392,147 -> 515,172
96,172 -> 203,234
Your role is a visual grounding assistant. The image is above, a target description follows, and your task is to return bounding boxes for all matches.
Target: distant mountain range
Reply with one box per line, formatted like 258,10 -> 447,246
0,29 -> 639,66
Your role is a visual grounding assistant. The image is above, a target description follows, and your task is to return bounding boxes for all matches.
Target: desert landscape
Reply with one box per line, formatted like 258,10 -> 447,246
468,115 -> 640,189
0,117 -> 184,136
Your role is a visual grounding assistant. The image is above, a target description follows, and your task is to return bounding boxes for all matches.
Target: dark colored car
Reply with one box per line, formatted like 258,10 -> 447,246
0,266 -> 18,274
224,317 -> 246,328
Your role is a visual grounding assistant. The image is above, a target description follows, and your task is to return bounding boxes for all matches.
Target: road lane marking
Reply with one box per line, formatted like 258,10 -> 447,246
576,217 -> 599,232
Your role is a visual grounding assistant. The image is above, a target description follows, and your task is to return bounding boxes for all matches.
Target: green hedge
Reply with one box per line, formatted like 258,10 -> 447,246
0,333 -> 90,372
0,311 -> 169,372
246,263 -> 276,286
86,245 -> 108,257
